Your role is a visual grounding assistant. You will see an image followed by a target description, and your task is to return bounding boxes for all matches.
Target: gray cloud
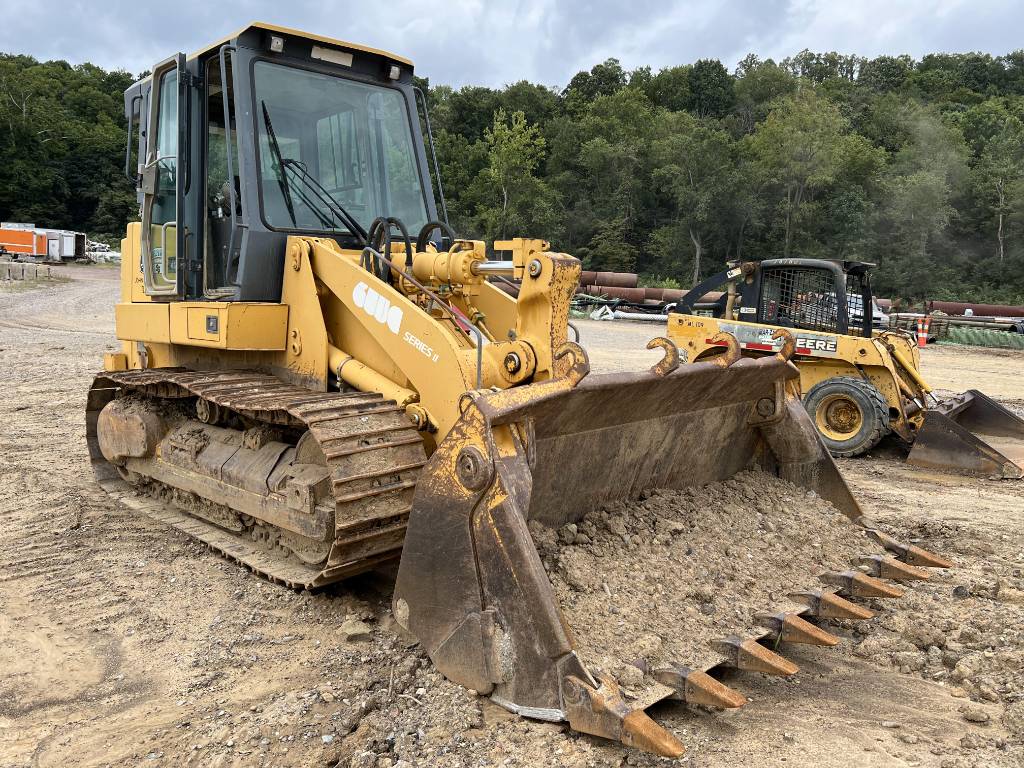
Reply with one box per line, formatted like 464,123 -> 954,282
0,0 -> 1020,89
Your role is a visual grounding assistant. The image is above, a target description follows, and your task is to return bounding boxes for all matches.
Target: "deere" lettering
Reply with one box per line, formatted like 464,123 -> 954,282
352,281 -> 403,335
796,337 -> 838,353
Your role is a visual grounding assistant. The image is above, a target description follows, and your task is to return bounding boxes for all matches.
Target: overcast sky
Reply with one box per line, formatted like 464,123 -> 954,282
1,0 -> 1021,88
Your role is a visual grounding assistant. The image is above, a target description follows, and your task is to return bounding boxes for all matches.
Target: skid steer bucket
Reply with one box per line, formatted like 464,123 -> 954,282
908,390 -> 1024,479
393,337 -> 949,756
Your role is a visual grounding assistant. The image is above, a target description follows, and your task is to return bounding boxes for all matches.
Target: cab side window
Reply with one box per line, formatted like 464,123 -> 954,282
205,55 -> 241,293
144,67 -> 179,294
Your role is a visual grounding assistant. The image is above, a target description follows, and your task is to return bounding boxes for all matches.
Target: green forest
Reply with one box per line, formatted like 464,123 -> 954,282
3,48 -> 1024,303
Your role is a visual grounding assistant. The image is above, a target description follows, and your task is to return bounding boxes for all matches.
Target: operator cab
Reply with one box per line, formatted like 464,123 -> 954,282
677,259 -> 879,339
756,259 -> 877,339
123,23 -> 440,302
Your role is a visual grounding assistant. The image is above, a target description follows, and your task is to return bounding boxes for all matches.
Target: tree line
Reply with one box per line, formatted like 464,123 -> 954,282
422,50 -> 1024,303
2,48 -> 1024,303
0,55 -> 137,243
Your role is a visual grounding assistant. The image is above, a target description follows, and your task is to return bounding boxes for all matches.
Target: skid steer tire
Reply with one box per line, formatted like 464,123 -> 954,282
804,376 -> 890,458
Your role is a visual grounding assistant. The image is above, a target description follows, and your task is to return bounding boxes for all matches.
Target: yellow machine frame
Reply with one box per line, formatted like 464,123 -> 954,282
668,313 -> 927,444
107,224 -> 574,444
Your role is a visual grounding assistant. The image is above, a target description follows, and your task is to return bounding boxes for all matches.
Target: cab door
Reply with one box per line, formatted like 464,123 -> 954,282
140,54 -> 187,296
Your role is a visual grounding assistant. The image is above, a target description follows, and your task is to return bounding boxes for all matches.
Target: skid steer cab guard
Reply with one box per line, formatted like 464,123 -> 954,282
394,336 -> 869,754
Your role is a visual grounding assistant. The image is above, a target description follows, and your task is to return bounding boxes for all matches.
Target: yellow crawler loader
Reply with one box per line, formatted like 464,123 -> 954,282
89,24 -> 951,757
668,259 -> 1024,478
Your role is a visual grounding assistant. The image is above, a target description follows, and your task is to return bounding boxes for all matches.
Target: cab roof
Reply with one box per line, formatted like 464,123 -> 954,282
835,260 -> 876,274
188,21 -> 413,67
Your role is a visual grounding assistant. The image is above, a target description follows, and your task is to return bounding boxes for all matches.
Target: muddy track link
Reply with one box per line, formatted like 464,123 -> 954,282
86,369 -> 426,589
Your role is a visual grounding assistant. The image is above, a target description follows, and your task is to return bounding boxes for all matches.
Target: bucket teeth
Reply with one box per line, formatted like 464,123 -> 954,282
652,664 -> 747,708
756,612 -> 840,646
902,544 -> 954,569
823,570 -> 904,599
790,589 -> 876,620
867,530 -> 955,569
621,710 -> 685,758
858,554 -> 931,582
712,636 -> 799,677
563,673 -> 685,758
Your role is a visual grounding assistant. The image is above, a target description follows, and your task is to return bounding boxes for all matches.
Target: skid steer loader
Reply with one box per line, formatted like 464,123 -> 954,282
668,259 -> 1024,478
88,24 -> 951,757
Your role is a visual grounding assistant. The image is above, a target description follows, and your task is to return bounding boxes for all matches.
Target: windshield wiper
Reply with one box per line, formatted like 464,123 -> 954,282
261,101 -> 368,244
279,169 -> 345,231
281,158 -> 368,243
260,101 -> 298,228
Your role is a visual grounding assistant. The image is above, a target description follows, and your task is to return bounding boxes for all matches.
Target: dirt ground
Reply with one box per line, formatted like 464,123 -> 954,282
1,266 -> 1023,768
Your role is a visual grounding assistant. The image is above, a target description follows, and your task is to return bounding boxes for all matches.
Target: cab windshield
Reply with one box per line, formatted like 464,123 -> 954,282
253,61 -> 428,237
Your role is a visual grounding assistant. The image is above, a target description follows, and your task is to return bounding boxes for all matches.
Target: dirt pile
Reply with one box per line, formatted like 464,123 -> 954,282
529,471 -> 877,691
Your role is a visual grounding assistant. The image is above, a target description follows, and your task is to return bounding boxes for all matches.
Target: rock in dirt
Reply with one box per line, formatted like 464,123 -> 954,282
1003,701 -> 1024,737
960,705 -> 991,724
996,584 -> 1024,605
341,618 -> 374,642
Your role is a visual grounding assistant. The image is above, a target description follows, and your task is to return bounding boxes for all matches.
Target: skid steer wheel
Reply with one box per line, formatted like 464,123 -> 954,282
804,376 -> 890,458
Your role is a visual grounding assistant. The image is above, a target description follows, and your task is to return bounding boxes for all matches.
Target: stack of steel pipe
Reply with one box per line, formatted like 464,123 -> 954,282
495,280 -> 519,297
578,271 -> 645,302
890,313 -> 1022,335
499,269 -> 731,311
579,286 -> 647,302
927,300 -> 1024,318
579,271 -> 638,288
641,287 -> 686,303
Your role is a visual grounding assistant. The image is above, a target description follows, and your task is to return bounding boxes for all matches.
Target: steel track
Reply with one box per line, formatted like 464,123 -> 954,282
86,369 -> 426,589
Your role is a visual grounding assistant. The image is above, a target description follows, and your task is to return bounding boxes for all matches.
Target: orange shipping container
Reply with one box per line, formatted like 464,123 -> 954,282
0,227 -> 48,257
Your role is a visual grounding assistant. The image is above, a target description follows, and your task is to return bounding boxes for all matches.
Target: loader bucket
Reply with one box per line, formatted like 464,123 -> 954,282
393,339 -> 947,756
908,390 -> 1024,479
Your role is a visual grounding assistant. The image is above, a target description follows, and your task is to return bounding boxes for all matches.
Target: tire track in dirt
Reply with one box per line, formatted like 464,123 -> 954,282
0,318 -> 111,335
0,270 -> 163,763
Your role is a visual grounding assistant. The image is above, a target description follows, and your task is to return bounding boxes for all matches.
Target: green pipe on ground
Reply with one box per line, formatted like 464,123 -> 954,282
938,326 -> 1024,350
